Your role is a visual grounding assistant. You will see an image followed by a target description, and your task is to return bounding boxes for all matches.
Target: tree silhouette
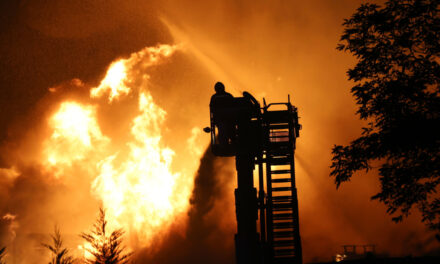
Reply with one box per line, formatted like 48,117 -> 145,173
0,246 -> 6,264
42,226 -> 75,264
331,0 -> 440,232
80,208 -> 132,264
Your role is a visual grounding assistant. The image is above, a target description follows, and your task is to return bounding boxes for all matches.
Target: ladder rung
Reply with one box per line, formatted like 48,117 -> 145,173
273,240 -> 295,247
273,200 -> 297,207
269,137 -> 290,142
272,205 -> 292,211
269,140 -> 291,144
273,187 -> 292,192
271,201 -> 292,207
274,222 -> 294,229
270,155 -> 290,160
269,150 -> 292,157
270,169 -> 291,174
274,253 -> 295,259
269,142 -> 292,147
270,152 -> 289,157
269,139 -> 290,144
273,209 -> 292,214
273,204 -> 291,209
273,213 -> 294,220
272,199 -> 293,204
269,123 -> 290,129
269,135 -> 289,139
274,251 -> 295,256
274,247 -> 295,256
267,120 -> 291,125
272,196 -> 292,201
273,256 -> 297,263
269,157 -> 291,165
272,203 -> 297,210
272,178 -> 291,183
269,155 -> 289,160
273,231 -> 294,238
273,202 -> 292,207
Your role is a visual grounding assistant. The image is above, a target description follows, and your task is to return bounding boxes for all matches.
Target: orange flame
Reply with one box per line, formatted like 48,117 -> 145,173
90,45 -> 178,102
91,60 -> 130,102
44,102 -> 109,177
43,44 -> 194,249
92,91 -> 190,244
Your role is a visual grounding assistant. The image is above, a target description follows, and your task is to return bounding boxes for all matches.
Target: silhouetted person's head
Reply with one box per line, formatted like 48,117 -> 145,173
214,82 -> 225,94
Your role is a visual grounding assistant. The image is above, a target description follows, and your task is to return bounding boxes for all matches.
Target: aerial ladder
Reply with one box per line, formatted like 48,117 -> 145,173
205,92 -> 302,264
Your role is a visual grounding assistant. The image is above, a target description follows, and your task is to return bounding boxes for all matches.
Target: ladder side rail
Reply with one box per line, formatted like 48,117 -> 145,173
263,108 -> 276,262
287,108 -> 303,264
288,110 -> 297,188
290,154 -> 303,264
258,154 -> 266,245
265,151 -> 275,261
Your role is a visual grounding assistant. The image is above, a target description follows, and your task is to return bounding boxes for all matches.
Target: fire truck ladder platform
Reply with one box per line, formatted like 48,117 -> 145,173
262,102 -> 302,264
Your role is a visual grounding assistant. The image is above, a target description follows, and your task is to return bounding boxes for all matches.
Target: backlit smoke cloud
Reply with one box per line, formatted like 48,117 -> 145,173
0,0 -> 438,263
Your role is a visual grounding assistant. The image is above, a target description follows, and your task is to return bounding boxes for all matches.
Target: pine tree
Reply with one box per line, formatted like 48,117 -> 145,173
80,208 -> 132,264
42,226 -> 75,264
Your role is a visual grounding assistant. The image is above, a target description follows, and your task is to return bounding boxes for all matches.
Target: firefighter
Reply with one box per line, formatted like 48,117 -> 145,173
210,82 -> 233,105
210,82 -> 234,145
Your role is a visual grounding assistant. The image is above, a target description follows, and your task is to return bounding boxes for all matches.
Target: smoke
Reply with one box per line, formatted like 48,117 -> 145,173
135,147 -> 236,263
0,161 -> 99,263
0,0 -> 438,263
157,1 -> 439,262
0,0 -> 170,150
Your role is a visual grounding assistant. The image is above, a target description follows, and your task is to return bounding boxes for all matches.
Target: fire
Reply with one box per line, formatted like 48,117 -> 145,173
90,60 -> 129,102
92,91 -> 189,242
78,243 -> 93,259
44,102 -> 109,176
42,44 -> 193,249
90,44 -> 179,102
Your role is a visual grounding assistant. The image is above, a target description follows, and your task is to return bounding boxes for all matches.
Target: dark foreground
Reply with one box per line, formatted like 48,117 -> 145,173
312,256 -> 440,264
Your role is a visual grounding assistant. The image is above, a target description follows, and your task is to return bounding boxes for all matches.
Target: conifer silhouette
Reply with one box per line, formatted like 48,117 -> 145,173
80,208 -> 132,264
42,226 -> 75,264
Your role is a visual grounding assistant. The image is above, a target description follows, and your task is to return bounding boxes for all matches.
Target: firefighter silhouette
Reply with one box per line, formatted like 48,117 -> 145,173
210,82 -> 235,145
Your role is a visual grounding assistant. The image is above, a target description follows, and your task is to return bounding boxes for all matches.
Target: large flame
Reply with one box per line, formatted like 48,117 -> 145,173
41,44 -> 194,249
91,91 -> 190,243
91,60 -> 130,102
44,102 -> 109,174
90,45 -> 178,102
